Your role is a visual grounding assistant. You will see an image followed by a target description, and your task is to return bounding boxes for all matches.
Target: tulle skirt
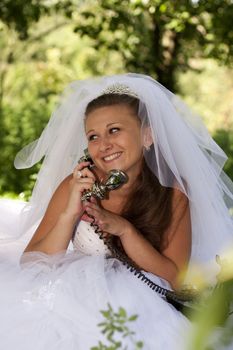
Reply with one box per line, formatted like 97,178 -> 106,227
0,200 -> 190,350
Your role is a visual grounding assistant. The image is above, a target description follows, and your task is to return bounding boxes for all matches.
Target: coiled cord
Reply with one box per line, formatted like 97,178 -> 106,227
88,213 -> 198,306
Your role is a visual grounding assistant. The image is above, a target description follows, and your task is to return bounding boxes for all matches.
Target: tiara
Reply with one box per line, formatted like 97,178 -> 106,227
101,83 -> 139,99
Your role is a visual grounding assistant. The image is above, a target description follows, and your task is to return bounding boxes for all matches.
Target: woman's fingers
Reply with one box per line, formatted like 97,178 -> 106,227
85,205 -> 110,230
85,204 -> 99,216
84,203 -> 101,220
74,177 -> 94,185
73,162 -> 96,181
83,203 -> 127,237
75,161 -> 90,169
81,212 -> 93,222
72,181 -> 95,195
90,196 -> 98,204
73,161 -> 90,175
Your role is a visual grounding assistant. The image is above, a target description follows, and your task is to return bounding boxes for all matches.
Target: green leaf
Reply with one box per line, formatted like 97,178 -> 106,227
136,341 -> 144,349
118,307 -> 127,318
129,315 -> 138,321
101,310 -> 111,319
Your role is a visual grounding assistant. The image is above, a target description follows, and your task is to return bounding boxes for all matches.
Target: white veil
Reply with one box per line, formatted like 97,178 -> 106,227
13,73 -> 233,281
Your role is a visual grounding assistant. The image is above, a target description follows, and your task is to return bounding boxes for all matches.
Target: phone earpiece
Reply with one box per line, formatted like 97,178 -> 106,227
78,148 -> 95,168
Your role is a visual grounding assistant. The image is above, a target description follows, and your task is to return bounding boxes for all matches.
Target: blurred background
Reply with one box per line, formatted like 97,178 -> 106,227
0,0 -> 233,200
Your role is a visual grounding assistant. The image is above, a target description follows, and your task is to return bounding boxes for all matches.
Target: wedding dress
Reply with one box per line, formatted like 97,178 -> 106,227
0,214 -> 190,350
0,73 -> 233,349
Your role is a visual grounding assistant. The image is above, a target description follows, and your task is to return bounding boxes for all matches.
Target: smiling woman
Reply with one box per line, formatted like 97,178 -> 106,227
0,74 -> 233,350
85,102 -> 143,178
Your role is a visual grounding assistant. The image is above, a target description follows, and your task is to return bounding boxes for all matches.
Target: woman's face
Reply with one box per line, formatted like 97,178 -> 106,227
85,104 -> 144,179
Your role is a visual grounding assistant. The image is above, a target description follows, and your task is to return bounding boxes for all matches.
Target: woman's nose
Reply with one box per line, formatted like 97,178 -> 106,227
99,137 -> 113,152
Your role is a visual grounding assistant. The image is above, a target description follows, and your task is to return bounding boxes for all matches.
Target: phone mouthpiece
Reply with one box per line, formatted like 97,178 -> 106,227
81,169 -> 128,201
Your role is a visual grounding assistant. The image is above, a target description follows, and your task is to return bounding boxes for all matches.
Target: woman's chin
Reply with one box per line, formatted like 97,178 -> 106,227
99,161 -> 124,173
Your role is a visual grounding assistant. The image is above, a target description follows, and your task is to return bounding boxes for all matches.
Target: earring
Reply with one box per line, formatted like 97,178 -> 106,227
145,145 -> 151,152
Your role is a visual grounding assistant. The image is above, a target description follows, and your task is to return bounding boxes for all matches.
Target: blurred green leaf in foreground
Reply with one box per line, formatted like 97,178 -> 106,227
187,252 -> 233,350
91,303 -> 143,350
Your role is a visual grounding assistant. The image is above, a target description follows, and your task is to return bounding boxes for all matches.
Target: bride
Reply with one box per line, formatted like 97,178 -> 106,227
0,73 -> 232,349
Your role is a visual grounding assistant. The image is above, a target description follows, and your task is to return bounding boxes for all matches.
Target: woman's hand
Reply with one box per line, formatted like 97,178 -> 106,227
64,161 -> 96,219
82,199 -> 132,237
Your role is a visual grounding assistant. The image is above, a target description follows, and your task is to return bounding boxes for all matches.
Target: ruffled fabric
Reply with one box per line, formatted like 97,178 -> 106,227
0,251 -> 190,350
0,201 -> 190,349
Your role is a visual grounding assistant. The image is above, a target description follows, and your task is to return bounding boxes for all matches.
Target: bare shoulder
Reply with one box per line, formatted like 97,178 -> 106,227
161,187 -> 191,273
24,174 -> 73,251
171,187 -> 189,217
165,187 -> 189,238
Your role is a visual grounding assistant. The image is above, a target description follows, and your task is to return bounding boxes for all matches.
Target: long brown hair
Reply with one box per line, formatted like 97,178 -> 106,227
85,94 -> 173,251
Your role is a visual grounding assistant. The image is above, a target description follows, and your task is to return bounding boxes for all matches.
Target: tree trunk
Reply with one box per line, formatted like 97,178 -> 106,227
151,17 -> 179,92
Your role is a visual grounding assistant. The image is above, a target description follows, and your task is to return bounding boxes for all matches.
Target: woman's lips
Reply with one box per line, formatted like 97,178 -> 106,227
102,152 -> 122,163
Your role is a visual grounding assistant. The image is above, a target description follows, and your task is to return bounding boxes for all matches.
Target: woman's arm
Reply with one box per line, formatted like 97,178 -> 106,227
24,162 -> 95,255
24,175 -> 76,254
121,189 -> 191,287
84,189 -> 191,289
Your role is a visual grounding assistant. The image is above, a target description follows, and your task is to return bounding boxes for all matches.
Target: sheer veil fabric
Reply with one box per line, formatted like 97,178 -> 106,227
0,73 -> 233,350
8,73 -> 233,282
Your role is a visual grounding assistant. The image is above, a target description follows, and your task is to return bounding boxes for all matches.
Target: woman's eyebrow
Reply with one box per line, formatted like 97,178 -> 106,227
106,122 -> 121,127
86,128 -> 95,135
86,122 -> 121,134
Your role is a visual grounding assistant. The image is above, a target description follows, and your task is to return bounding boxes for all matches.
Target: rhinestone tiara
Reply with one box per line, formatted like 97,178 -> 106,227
101,83 -> 139,99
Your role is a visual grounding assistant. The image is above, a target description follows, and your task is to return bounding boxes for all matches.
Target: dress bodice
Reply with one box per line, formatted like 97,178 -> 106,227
72,220 -> 110,256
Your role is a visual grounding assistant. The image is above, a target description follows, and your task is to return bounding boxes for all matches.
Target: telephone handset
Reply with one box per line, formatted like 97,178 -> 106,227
78,149 -> 128,201
77,149 -> 198,315
78,148 -> 95,168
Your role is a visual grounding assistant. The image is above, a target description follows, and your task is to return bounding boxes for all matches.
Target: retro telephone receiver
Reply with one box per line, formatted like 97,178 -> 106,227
78,148 -> 128,201
78,149 -> 198,316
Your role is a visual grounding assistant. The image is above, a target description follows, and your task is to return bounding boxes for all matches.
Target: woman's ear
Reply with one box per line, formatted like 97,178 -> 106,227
143,127 -> 153,151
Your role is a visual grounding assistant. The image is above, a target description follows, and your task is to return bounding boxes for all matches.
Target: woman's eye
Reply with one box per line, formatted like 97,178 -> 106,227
109,127 -> 120,134
88,134 -> 98,141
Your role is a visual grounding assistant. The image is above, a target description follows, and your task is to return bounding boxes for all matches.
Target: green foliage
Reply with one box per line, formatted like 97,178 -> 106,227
93,276 -> 233,350
188,258 -> 233,350
0,57 -> 57,195
91,304 -> 143,350
1,1 -> 233,91
0,0 -> 51,39
178,60 -> 233,133
0,0 -> 76,39
0,18 -> 98,197
0,10 -> 126,198
0,2 -> 232,197
213,129 -> 233,181
178,60 -> 233,181
72,0 -> 233,91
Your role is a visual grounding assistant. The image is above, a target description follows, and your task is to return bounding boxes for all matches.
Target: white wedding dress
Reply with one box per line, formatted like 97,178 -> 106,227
0,200 -> 190,350
1,73 -> 232,349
